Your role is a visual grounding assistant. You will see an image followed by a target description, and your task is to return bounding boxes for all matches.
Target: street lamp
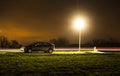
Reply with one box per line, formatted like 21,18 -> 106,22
72,16 -> 86,52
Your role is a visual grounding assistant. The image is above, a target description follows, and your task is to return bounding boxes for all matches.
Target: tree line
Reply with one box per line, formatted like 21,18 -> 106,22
50,38 -> 120,47
0,36 -> 22,48
84,39 -> 120,47
50,38 -> 69,47
0,35 -> 120,48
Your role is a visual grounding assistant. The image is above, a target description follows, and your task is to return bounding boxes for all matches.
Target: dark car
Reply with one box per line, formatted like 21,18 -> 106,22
20,42 -> 55,53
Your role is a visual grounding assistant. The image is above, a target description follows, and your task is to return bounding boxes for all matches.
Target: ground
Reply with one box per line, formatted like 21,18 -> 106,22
0,52 -> 120,76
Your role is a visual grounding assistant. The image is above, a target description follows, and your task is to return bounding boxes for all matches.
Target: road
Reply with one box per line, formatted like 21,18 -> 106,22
55,47 -> 120,51
0,48 -> 120,52
0,49 -> 21,52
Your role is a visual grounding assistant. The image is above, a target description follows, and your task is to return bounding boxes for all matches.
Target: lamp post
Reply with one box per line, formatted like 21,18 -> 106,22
79,28 -> 81,52
73,17 -> 86,52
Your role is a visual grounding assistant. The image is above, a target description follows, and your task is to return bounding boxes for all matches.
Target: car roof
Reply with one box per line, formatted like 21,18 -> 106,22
30,42 -> 51,44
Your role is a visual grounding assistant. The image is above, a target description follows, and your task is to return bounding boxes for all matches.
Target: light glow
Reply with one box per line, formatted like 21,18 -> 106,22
52,50 -> 104,54
72,17 -> 86,31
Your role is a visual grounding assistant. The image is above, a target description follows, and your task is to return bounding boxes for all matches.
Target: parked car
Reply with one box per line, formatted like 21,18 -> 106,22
20,42 -> 55,53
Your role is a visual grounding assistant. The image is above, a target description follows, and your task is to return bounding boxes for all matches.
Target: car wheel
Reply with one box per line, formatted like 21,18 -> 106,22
28,49 -> 32,53
48,49 -> 53,53
24,49 -> 32,53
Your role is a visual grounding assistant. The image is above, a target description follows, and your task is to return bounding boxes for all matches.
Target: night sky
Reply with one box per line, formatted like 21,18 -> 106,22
0,0 -> 120,44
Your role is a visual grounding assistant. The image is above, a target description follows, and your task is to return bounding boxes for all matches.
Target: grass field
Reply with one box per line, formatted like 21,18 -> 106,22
0,52 -> 120,76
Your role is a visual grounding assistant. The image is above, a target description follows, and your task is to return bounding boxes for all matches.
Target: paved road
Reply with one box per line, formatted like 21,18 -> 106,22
0,49 -> 22,52
55,48 -> 120,52
0,48 -> 120,52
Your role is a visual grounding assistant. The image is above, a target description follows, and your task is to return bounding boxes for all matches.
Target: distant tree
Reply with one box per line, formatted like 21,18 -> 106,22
85,38 -> 120,47
50,37 -> 69,47
50,39 -> 57,44
107,38 -> 120,47
10,40 -> 21,48
0,36 -> 22,48
0,36 -> 10,48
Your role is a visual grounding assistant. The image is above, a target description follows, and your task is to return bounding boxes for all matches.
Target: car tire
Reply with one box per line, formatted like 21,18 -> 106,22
24,49 -> 32,53
28,49 -> 32,53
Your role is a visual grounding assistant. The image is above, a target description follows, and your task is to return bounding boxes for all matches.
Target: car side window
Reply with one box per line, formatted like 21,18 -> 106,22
43,42 -> 50,46
35,43 -> 42,46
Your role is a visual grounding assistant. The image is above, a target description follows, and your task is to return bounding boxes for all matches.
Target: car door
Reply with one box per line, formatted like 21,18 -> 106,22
42,42 -> 50,50
32,43 -> 43,51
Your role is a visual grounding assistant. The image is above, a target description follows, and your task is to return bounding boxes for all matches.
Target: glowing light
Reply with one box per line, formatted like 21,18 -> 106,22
72,16 -> 86,31
71,16 -> 87,52
52,51 -> 104,54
